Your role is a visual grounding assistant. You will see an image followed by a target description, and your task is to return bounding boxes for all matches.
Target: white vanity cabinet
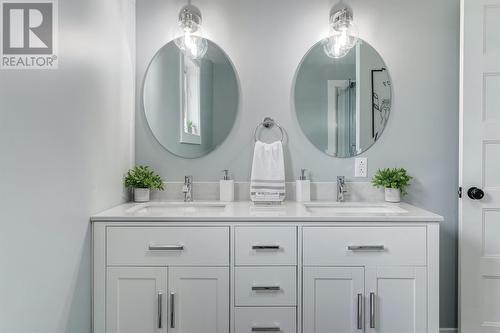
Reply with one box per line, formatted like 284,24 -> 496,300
303,266 -> 365,333
105,266 -> 229,333
168,267 -> 229,333
106,267 -> 167,333
364,266 -> 427,333
302,226 -> 433,333
93,225 -> 230,333
92,212 -> 440,333
233,226 -> 298,333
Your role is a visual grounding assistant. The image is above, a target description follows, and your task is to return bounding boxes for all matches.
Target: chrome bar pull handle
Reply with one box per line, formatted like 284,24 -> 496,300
170,292 -> 175,328
148,244 -> 184,251
251,327 -> 281,332
251,286 -> 281,291
370,292 -> 376,328
252,245 -> 280,250
157,292 -> 163,329
357,293 -> 363,330
347,245 -> 385,251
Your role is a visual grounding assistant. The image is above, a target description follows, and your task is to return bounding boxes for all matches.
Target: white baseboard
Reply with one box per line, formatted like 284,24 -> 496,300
440,329 -> 458,332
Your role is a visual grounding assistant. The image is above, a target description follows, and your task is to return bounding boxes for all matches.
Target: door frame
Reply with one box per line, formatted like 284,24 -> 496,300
458,1 -> 465,332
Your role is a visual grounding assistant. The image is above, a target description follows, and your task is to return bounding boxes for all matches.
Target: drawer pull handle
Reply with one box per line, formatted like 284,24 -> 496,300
347,245 -> 385,251
157,292 -> 163,329
252,245 -> 280,250
370,292 -> 376,328
170,292 -> 175,328
251,327 -> 281,332
148,244 -> 184,251
357,293 -> 363,330
251,286 -> 281,291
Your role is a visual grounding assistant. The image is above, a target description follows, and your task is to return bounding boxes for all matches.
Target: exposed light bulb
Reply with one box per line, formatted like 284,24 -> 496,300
174,5 -> 208,60
339,28 -> 349,48
323,7 -> 359,59
322,35 -> 349,59
175,32 -> 208,60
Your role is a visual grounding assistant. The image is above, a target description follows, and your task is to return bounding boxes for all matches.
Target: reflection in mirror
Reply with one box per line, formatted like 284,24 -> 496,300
143,40 -> 239,158
294,39 -> 391,158
180,55 -> 202,145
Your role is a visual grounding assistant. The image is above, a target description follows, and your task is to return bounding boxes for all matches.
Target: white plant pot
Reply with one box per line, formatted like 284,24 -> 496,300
384,188 -> 401,203
134,188 -> 150,202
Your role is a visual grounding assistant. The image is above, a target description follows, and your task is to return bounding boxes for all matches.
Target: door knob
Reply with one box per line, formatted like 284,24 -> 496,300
467,187 -> 484,200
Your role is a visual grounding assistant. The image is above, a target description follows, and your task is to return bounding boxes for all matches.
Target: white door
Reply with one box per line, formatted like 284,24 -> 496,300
461,0 -> 500,332
365,267 -> 427,333
106,267 -> 167,333
168,267 -> 229,333
303,267 -> 365,333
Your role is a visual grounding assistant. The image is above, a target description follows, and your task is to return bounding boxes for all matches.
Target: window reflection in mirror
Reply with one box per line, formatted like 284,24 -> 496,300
180,55 -> 202,145
143,40 -> 239,158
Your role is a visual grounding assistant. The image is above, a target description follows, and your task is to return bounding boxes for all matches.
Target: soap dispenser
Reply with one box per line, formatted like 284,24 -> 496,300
296,169 -> 311,202
220,169 -> 234,202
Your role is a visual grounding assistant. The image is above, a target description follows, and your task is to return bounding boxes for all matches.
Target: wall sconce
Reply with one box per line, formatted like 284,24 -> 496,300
323,7 -> 359,58
174,4 -> 208,59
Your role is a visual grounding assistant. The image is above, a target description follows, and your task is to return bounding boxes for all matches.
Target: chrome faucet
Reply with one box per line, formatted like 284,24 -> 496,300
183,176 -> 193,202
337,176 -> 347,202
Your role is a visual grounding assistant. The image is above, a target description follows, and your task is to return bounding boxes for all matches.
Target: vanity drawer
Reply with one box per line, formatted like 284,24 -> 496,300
106,226 -> 229,266
303,226 -> 427,266
235,226 -> 297,265
235,307 -> 296,333
235,267 -> 296,306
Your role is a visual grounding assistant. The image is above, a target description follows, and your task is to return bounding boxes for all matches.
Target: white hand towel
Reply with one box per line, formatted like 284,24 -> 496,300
250,140 -> 285,202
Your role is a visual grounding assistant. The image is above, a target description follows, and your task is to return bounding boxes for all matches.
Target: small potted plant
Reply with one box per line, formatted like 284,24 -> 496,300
124,166 -> 165,202
372,168 -> 412,203
187,121 -> 196,134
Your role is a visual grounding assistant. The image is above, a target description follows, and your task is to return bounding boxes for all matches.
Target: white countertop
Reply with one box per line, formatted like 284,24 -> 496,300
91,201 -> 443,222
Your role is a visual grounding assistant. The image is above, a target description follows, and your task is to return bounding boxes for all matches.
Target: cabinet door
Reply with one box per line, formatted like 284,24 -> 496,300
303,267 -> 365,333
107,267 -> 167,333
365,267 -> 427,333
168,267 -> 229,333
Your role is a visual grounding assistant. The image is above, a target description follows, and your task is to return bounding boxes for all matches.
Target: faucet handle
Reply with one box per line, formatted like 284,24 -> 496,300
222,170 -> 230,180
336,176 -> 348,202
337,176 -> 347,194
183,176 -> 192,193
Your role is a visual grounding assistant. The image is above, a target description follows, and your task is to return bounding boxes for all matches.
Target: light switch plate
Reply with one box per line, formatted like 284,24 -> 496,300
355,157 -> 367,177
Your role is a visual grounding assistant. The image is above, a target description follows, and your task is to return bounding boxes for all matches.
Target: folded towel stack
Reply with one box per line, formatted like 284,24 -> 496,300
250,140 -> 286,203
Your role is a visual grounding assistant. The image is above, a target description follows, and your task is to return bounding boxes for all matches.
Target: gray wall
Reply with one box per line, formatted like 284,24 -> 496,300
136,0 -> 459,328
0,0 -> 135,332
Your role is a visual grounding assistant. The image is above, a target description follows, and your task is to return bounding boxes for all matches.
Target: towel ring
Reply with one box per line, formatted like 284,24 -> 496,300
254,117 -> 284,142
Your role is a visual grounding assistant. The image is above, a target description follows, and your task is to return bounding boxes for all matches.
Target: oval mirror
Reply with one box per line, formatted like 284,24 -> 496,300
143,40 -> 239,158
294,39 -> 392,158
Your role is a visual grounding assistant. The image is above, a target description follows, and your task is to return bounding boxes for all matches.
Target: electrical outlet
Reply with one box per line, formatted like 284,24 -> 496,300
355,157 -> 367,177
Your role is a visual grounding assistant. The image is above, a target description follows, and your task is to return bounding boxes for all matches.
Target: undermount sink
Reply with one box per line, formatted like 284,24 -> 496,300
303,202 -> 408,214
126,202 -> 227,215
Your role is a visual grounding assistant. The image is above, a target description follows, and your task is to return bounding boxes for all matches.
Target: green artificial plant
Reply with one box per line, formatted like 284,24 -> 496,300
124,165 -> 165,190
372,168 -> 413,195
